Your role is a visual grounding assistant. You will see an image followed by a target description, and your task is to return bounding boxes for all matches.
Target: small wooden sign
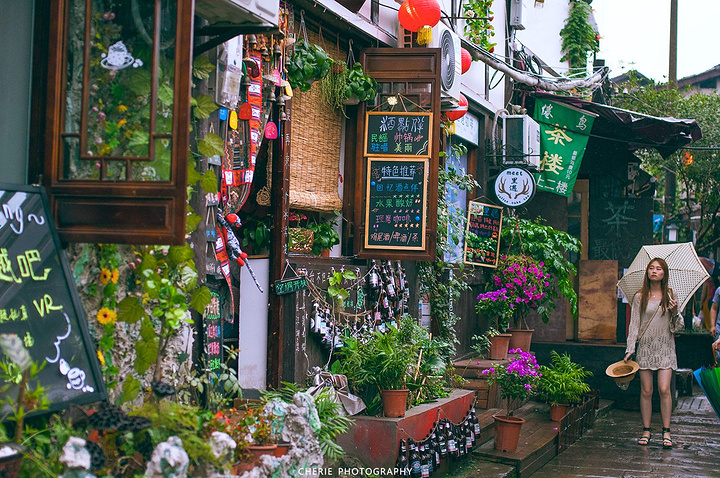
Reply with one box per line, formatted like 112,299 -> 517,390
364,112 -> 432,157
274,276 -> 308,296
464,201 -> 503,267
364,158 -> 427,251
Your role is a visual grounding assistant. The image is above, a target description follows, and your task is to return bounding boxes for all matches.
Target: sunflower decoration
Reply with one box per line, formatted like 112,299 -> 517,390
99,268 -> 112,285
110,268 -> 119,284
96,307 -> 117,325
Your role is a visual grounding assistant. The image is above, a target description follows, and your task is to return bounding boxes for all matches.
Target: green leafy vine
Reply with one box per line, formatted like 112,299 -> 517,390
559,1 -> 600,71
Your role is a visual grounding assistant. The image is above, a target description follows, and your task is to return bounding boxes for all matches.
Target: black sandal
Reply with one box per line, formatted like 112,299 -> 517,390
638,427 -> 651,446
662,427 -> 673,449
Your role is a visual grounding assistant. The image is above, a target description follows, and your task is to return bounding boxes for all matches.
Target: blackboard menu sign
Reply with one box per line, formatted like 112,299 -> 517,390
364,112 -> 432,157
464,201 -> 503,267
0,184 -> 105,412
364,158 -> 427,250
204,291 -> 222,373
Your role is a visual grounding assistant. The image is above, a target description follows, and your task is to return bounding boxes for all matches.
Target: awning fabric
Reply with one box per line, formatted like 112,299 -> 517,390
532,92 -> 702,158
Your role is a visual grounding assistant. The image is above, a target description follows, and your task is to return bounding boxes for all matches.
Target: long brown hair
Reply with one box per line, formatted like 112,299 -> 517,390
636,258 -> 671,314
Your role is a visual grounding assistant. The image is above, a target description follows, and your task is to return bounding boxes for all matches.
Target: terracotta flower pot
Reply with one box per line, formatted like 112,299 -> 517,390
506,328 -> 534,352
549,403 -> 569,422
246,444 -> 278,465
273,442 -> 290,457
488,333 -> 512,360
380,389 -> 410,418
493,415 -> 525,452
232,461 -> 255,475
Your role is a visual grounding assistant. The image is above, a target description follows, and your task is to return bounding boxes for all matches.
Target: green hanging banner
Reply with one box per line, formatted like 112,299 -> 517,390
532,98 -> 597,197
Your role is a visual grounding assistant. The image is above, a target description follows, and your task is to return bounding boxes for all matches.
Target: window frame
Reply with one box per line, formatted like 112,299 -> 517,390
39,0 -> 194,245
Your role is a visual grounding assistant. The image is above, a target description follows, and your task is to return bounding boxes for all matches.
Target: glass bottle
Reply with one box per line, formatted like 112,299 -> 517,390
409,440 -> 421,478
438,420 -> 448,458
396,439 -> 409,472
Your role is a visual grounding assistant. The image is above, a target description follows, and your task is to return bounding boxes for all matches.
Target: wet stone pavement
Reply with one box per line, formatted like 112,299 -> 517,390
530,392 -> 720,478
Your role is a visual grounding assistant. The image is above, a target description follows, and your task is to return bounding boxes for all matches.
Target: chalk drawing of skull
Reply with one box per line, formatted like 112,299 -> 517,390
59,359 -> 95,393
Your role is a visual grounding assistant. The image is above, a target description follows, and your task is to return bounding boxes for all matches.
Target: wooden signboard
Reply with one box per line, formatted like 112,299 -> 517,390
364,112 -> 432,157
273,276 -> 308,296
364,158 -> 428,251
464,201 -> 503,267
0,184 -> 106,412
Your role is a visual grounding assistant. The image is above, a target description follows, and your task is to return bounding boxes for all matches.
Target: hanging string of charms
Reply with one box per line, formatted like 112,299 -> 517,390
287,259 -> 411,352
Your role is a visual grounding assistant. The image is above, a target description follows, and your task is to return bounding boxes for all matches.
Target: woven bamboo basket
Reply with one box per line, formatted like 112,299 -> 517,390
288,29 -> 345,212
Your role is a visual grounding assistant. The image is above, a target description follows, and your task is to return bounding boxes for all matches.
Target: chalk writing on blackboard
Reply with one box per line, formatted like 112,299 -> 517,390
274,276 -> 308,296
204,291 -> 222,373
0,184 -> 105,412
464,201 -> 503,268
364,112 -> 432,157
364,158 -> 427,250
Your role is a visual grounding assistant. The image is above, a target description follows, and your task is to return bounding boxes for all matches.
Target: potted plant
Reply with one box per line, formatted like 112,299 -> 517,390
537,351 -> 592,422
482,349 -> 541,452
472,327 -> 511,361
239,407 -> 277,464
476,254 -> 551,352
287,39 -> 334,92
343,63 -> 377,104
240,216 -> 271,256
288,211 -> 314,254
333,323 -> 416,418
307,216 -> 340,256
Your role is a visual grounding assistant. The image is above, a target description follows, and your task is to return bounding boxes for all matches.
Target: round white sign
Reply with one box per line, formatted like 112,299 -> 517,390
494,167 -> 536,207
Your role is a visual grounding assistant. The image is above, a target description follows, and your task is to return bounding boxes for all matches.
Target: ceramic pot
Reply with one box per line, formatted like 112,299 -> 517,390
549,403 -> 569,422
493,415 -> 525,452
380,389 -> 410,417
506,328 -> 534,352
232,461 -> 255,475
488,333 -> 512,360
0,446 -> 23,478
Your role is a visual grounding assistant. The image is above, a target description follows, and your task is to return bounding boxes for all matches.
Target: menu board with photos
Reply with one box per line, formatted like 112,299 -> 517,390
0,184 -> 106,412
364,112 -> 432,157
364,158 -> 427,250
464,201 -> 503,267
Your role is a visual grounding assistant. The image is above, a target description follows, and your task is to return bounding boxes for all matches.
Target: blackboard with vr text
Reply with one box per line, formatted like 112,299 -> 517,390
0,184 -> 106,413
364,158 -> 427,250
464,201 -> 503,267
364,112 -> 432,157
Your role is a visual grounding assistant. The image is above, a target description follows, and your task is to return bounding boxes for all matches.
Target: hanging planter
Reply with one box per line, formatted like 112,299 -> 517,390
287,13 -> 334,92
344,62 -> 377,103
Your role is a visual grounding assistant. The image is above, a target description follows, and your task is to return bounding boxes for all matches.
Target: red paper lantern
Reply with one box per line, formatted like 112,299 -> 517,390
398,0 -> 441,44
445,94 -> 468,122
461,48 -> 472,74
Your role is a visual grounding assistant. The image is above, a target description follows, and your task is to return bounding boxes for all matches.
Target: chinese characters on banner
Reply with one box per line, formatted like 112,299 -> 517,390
365,159 -> 427,250
532,98 -> 597,197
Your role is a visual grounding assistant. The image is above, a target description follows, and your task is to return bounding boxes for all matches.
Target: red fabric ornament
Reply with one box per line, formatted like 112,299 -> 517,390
398,0 -> 441,32
461,48 -> 472,74
445,94 -> 468,121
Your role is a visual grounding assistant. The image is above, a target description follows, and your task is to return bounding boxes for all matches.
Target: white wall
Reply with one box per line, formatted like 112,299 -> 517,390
238,258 -> 269,390
514,0 -> 570,75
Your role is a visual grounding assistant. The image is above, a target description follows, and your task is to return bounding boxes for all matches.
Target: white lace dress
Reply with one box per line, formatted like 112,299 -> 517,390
625,295 -> 685,370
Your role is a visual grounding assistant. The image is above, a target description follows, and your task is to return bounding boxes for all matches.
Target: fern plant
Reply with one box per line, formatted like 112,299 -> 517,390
537,350 -> 592,405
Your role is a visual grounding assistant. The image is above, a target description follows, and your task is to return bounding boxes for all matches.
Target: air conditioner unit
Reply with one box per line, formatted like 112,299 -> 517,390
502,115 -> 541,169
429,23 -> 461,106
195,0 -> 279,29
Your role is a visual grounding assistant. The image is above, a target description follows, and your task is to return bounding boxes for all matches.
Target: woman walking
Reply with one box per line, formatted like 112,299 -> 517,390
624,258 -> 685,449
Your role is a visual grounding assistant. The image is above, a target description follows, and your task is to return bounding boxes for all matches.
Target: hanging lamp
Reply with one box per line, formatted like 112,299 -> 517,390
398,0 -> 442,45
